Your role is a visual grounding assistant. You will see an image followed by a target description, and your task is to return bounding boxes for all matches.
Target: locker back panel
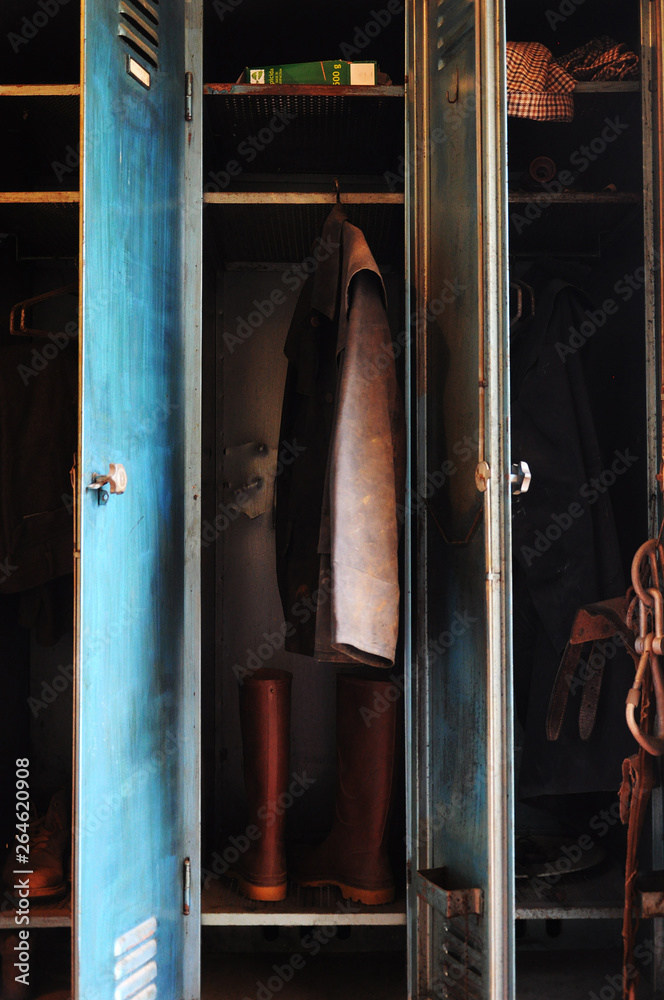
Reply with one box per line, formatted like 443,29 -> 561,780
213,269 -> 406,846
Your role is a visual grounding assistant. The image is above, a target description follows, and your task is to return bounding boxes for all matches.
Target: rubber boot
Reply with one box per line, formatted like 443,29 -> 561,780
228,668 -> 291,901
291,674 -> 398,905
2,789 -> 69,900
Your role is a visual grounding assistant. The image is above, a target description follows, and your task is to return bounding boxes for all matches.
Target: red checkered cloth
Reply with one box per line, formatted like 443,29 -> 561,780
507,41 -> 575,122
556,36 -> 639,82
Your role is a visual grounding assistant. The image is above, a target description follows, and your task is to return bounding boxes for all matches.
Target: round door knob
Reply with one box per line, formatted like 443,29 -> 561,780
88,464 -> 128,496
106,463 -> 127,494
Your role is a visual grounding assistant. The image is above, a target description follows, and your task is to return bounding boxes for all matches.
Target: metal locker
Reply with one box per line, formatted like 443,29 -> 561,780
405,1 -> 664,998
406,1 -> 513,996
3,0 -> 664,996
0,0 -> 200,995
76,0 -> 202,996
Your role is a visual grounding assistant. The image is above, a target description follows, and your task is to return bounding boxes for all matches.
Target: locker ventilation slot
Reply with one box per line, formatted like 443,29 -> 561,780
437,914 -> 484,1000
118,0 -> 159,74
114,917 -> 158,1000
436,1 -> 474,69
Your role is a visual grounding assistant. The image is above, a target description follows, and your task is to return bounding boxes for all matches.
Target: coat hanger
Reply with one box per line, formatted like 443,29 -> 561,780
10,284 -> 78,339
519,279 -> 536,318
510,282 -> 523,328
510,280 -> 536,328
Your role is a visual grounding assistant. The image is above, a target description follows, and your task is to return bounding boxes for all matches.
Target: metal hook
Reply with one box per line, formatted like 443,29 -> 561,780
627,538 -> 664,755
333,178 -> 341,203
626,637 -> 664,756
520,280 -> 536,318
509,282 -> 522,328
446,67 -> 459,104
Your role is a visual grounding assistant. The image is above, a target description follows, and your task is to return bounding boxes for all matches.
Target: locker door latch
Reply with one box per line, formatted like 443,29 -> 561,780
509,461 -> 531,495
183,857 -> 191,915
185,71 -> 193,122
87,463 -> 128,504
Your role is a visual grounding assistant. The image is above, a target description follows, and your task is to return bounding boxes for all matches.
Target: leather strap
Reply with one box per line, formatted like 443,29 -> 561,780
546,639 -> 586,740
579,643 -> 605,741
570,597 -> 633,644
620,654 -> 656,999
547,597 -> 637,742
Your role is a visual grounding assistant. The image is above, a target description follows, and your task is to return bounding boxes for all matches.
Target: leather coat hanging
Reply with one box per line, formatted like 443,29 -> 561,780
275,205 -> 405,669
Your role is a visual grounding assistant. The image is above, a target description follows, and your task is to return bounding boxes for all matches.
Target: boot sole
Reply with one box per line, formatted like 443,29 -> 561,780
228,871 -> 288,902
16,882 -> 68,902
293,877 -> 395,906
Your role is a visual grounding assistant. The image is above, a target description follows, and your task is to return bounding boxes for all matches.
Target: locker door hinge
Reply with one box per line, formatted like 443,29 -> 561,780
185,72 -> 193,121
183,857 -> 191,914
406,859 -> 412,887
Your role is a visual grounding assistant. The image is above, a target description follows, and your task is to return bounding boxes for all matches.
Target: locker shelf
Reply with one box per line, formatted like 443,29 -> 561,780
203,86 -> 404,182
202,878 -> 407,926
0,85 -> 79,97
574,81 -> 640,93
204,201 -> 404,265
509,192 -> 641,204
0,891 -> 71,928
204,84 -> 405,97
0,193 -> 79,202
205,192 -> 404,204
515,861 -> 624,920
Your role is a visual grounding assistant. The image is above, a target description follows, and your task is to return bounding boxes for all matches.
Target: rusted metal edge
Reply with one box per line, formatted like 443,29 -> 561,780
509,192 -> 642,204
0,84 -> 80,97
0,192 -> 80,203
203,83 -> 405,97
415,869 -> 483,918
574,81 -> 640,93
639,890 -> 664,918
204,192 -> 404,205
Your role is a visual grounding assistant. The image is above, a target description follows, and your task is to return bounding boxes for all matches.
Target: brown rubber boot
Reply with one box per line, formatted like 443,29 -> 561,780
2,789 -> 69,900
228,668 -> 292,901
291,674 -> 398,905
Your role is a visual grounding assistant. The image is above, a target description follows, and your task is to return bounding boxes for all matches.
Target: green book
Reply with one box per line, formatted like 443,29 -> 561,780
245,60 -> 377,86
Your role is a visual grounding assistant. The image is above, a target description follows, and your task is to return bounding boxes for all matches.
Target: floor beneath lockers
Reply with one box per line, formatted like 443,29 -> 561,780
518,952 -> 656,1000
200,951 -> 657,999
0,942 -> 658,998
199,919 -> 660,999
201,951 -> 406,1000
2,919 -> 658,998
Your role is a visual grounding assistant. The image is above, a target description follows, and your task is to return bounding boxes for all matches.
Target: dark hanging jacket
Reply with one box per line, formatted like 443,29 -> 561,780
275,206 -> 405,668
511,278 -> 635,796
0,342 -> 76,596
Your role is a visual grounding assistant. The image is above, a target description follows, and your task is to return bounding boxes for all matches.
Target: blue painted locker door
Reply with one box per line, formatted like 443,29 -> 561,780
406,1 -> 513,997
76,2 -> 200,998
